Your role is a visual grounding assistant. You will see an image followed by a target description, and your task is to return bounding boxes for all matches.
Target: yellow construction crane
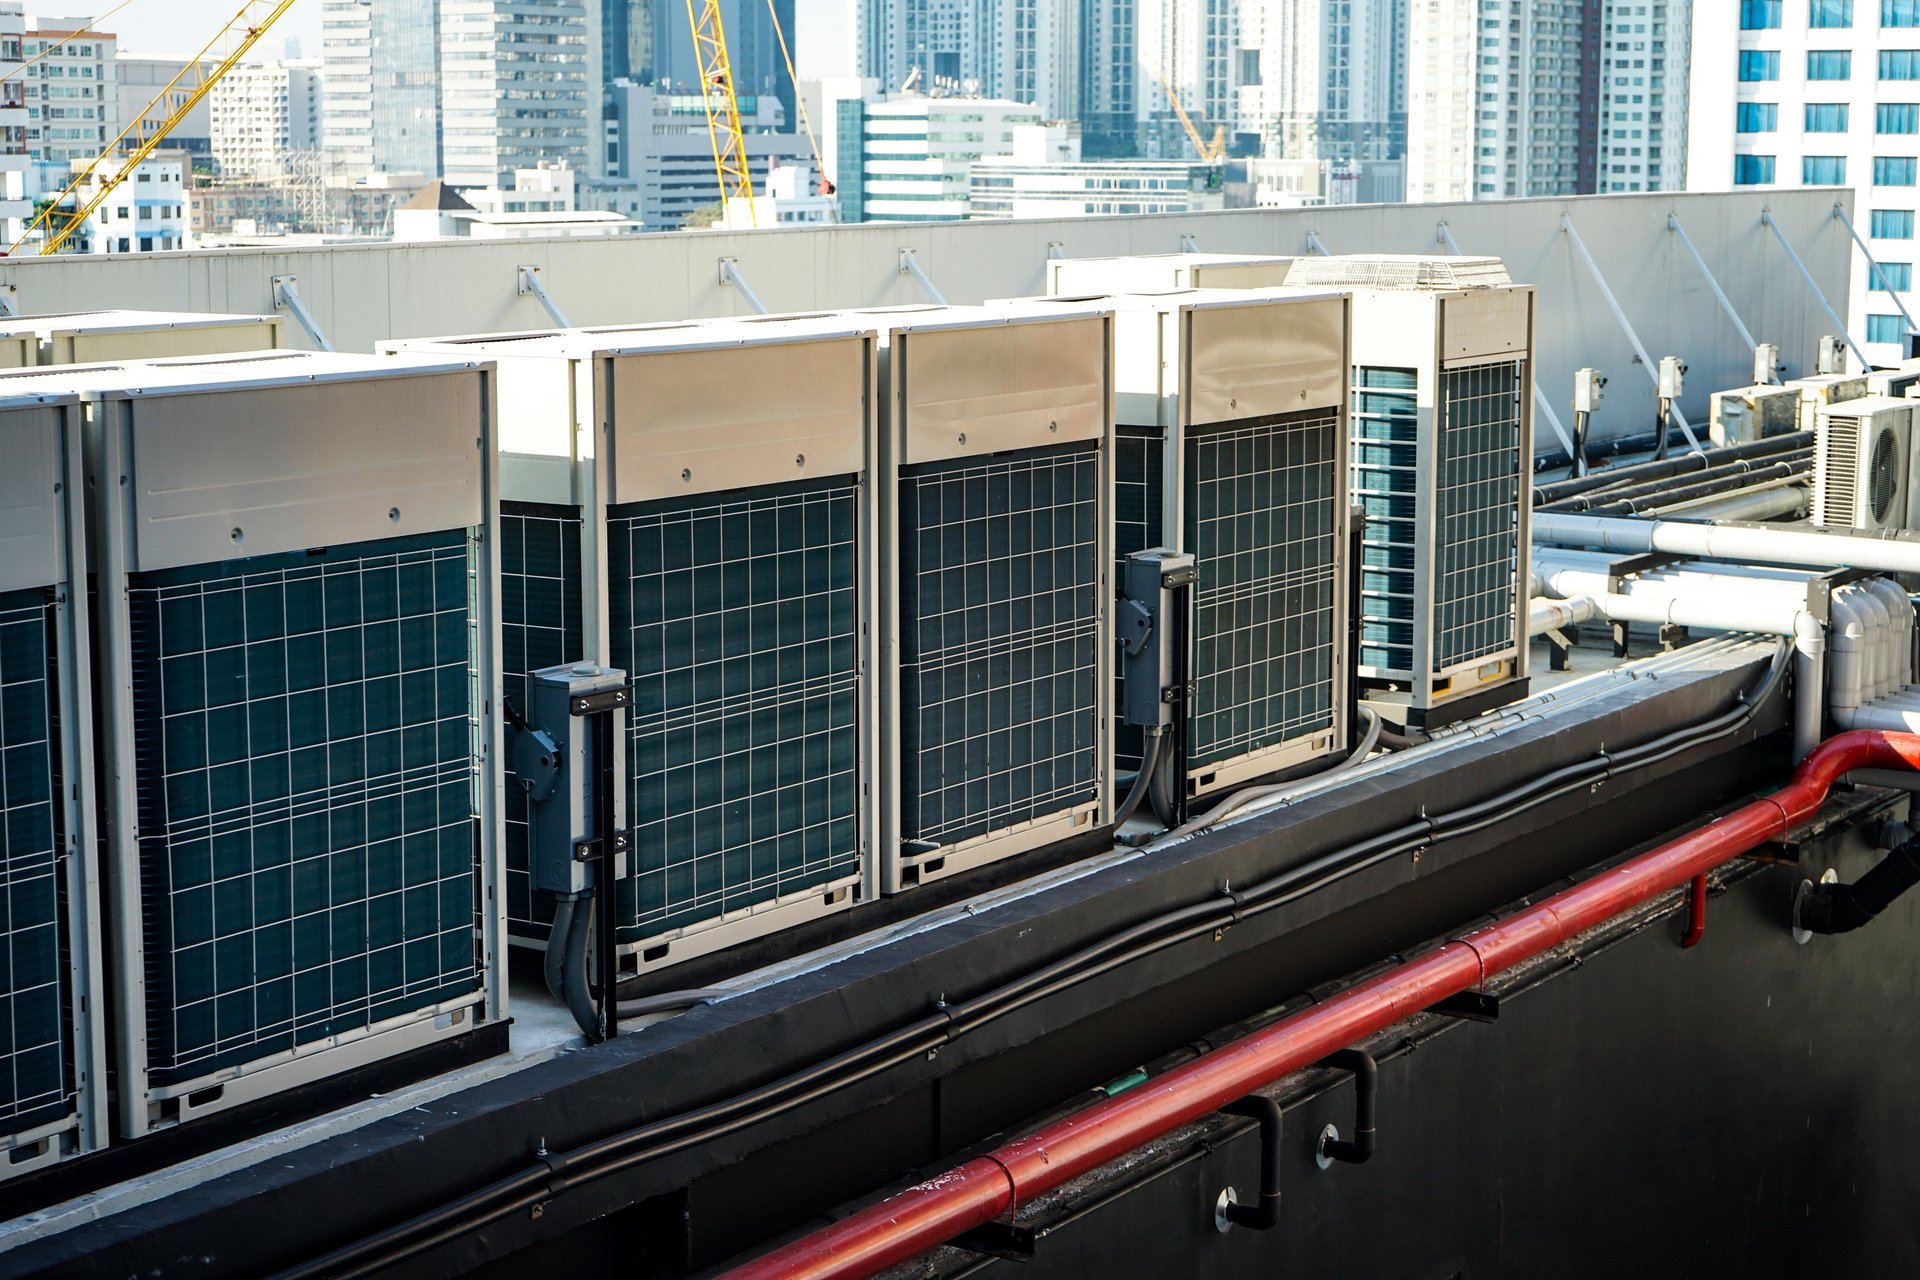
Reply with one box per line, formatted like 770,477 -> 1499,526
11,0 -> 301,256
1152,66 -> 1226,163
685,0 -> 757,226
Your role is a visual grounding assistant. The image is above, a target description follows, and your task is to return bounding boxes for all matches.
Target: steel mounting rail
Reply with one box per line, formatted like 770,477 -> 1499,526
718,729 -> 1920,1280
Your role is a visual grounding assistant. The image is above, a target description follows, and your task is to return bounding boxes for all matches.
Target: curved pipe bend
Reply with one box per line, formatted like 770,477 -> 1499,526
719,731 -> 1920,1280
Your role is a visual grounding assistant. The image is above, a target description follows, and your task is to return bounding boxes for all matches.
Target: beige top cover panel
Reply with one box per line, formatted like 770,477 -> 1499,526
606,334 -> 869,503
1185,296 -> 1347,425
1438,288 -> 1533,367
118,367 -> 487,573
0,399 -> 71,594
896,315 -> 1107,465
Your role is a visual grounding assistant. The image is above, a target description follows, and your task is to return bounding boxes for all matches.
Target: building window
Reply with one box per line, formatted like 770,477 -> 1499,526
1868,314 -> 1910,342
1876,262 -> 1915,289
1738,102 -> 1779,131
1881,103 -> 1920,132
1876,155 -> 1919,183
1873,209 -> 1916,236
1742,0 -> 1783,24
1806,103 -> 1851,130
1740,50 -> 1781,79
1804,155 -> 1848,183
1808,50 -> 1853,78
1882,50 -> 1920,77
1811,0 -> 1853,23
1886,0 -> 1920,24
1735,154 -> 1777,184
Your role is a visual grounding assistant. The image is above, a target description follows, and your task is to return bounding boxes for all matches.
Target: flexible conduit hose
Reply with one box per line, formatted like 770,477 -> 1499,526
544,894 -> 579,1005
1112,727 -> 1165,829
270,642 -> 1790,1280
721,724 -> 1920,1280
1160,706 -> 1382,841
562,896 -> 600,1039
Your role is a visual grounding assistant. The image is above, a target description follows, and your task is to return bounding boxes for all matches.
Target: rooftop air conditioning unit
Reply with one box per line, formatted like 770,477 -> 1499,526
0,391 -> 106,1176
1281,255 -> 1534,729
870,303 -> 1115,891
0,353 -> 504,1137
1047,253 -> 1295,296
1709,384 -> 1803,446
1001,287 -> 1354,799
387,317 -> 877,973
0,310 -> 283,367
1813,395 -> 1913,531
1786,373 -> 1869,431
1867,358 -> 1920,399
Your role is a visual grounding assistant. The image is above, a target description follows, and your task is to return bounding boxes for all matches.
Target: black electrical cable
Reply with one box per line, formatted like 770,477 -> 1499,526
1798,835 -> 1920,934
544,894 -> 578,1006
1112,729 -> 1165,828
273,639 -> 1789,1280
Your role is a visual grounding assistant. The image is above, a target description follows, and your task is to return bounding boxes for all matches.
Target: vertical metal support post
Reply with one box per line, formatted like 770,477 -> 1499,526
1572,408 -> 1593,477
589,701 -> 618,1042
1306,230 -> 1332,256
1833,202 -> 1920,339
1532,385 -> 1577,459
718,257 -> 770,314
1560,215 -> 1700,452
1760,208 -> 1871,370
270,275 -> 335,352
899,249 -> 948,304
518,265 -> 572,328
1667,213 -> 1758,351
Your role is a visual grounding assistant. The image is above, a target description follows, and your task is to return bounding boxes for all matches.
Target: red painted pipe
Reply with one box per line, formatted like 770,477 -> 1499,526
720,731 -> 1920,1280
1682,872 -> 1709,948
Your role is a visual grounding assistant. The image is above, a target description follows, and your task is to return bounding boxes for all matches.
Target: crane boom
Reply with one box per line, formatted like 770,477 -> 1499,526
13,0 -> 301,256
685,0 -> 756,226
1151,65 -> 1224,164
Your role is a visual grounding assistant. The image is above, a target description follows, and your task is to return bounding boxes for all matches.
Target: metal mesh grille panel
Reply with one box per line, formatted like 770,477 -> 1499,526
128,532 -> 481,1086
609,477 -> 861,940
1187,410 -> 1340,767
897,443 -> 1101,848
0,588 -> 70,1136
499,503 -> 584,940
1434,361 -> 1524,670
1352,366 -> 1419,675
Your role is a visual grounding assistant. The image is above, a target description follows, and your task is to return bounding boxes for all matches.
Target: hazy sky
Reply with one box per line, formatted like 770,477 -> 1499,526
24,0 -> 850,76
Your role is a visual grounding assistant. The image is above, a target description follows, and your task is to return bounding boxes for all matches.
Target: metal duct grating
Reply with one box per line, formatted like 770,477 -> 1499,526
1816,416 -> 1861,526
609,476 -> 861,940
0,588 -> 71,1136
1434,361 -> 1525,671
1352,366 -> 1419,674
1286,255 -> 1513,291
499,503 -> 584,940
127,532 -> 481,1085
1187,409 -> 1340,766
897,443 -> 1101,849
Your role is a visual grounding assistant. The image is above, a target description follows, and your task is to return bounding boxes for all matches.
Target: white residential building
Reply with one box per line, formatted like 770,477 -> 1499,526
968,126 -> 1243,218
1136,0 -> 1243,159
211,59 -> 323,180
438,0 -> 596,187
22,16 -> 117,166
0,3 -> 28,239
62,149 -> 189,253
1688,0 -> 1917,361
834,94 -> 1042,221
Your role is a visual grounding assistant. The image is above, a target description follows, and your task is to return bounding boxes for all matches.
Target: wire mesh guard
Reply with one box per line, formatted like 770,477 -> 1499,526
499,503 -> 585,939
897,444 -> 1101,849
0,588 -> 72,1136
1433,362 -> 1525,671
127,532 -> 481,1086
1113,425 -> 1167,770
609,477 -> 862,941
1186,409 -> 1341,766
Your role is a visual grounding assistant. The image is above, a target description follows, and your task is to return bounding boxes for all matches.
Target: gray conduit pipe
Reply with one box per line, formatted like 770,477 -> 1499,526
1533,511 -> 1920,576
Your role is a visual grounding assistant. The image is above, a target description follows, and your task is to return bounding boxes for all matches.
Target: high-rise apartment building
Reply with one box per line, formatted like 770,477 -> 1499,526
834,94 -> 1041,220
210,59 -> 323,181
321,0 -> 440,177
1135,0 -> 1242,157
853,0 -> 1078,118
1242,0 -> 1406,166
610,0 -> 796,133
22,16 -> 118,166
1078,0 -> 1137,153
1596,0 -> 1688,191
1688,0 -> 1906,358
439,0 -> 594,187
1405,0 -> 1596,200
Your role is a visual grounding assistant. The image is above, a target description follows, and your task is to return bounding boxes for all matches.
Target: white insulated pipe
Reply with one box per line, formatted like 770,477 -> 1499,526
1528,596 -> 1596,637
1533,511 -> 1920,576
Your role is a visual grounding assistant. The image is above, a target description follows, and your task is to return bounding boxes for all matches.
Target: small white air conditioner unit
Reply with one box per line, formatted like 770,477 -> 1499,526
1814,396 -> 1913,531
1709,384 -> 1802,445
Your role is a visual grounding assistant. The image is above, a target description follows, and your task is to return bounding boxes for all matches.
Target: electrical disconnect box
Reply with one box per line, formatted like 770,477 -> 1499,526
1754,343 -> 1782,386
521,663 -> 630,896
1573,368 -> 1606,413
1119,549 -> 1196,731
1657,356 -> 1687,400
1818,335 -> 1846,375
